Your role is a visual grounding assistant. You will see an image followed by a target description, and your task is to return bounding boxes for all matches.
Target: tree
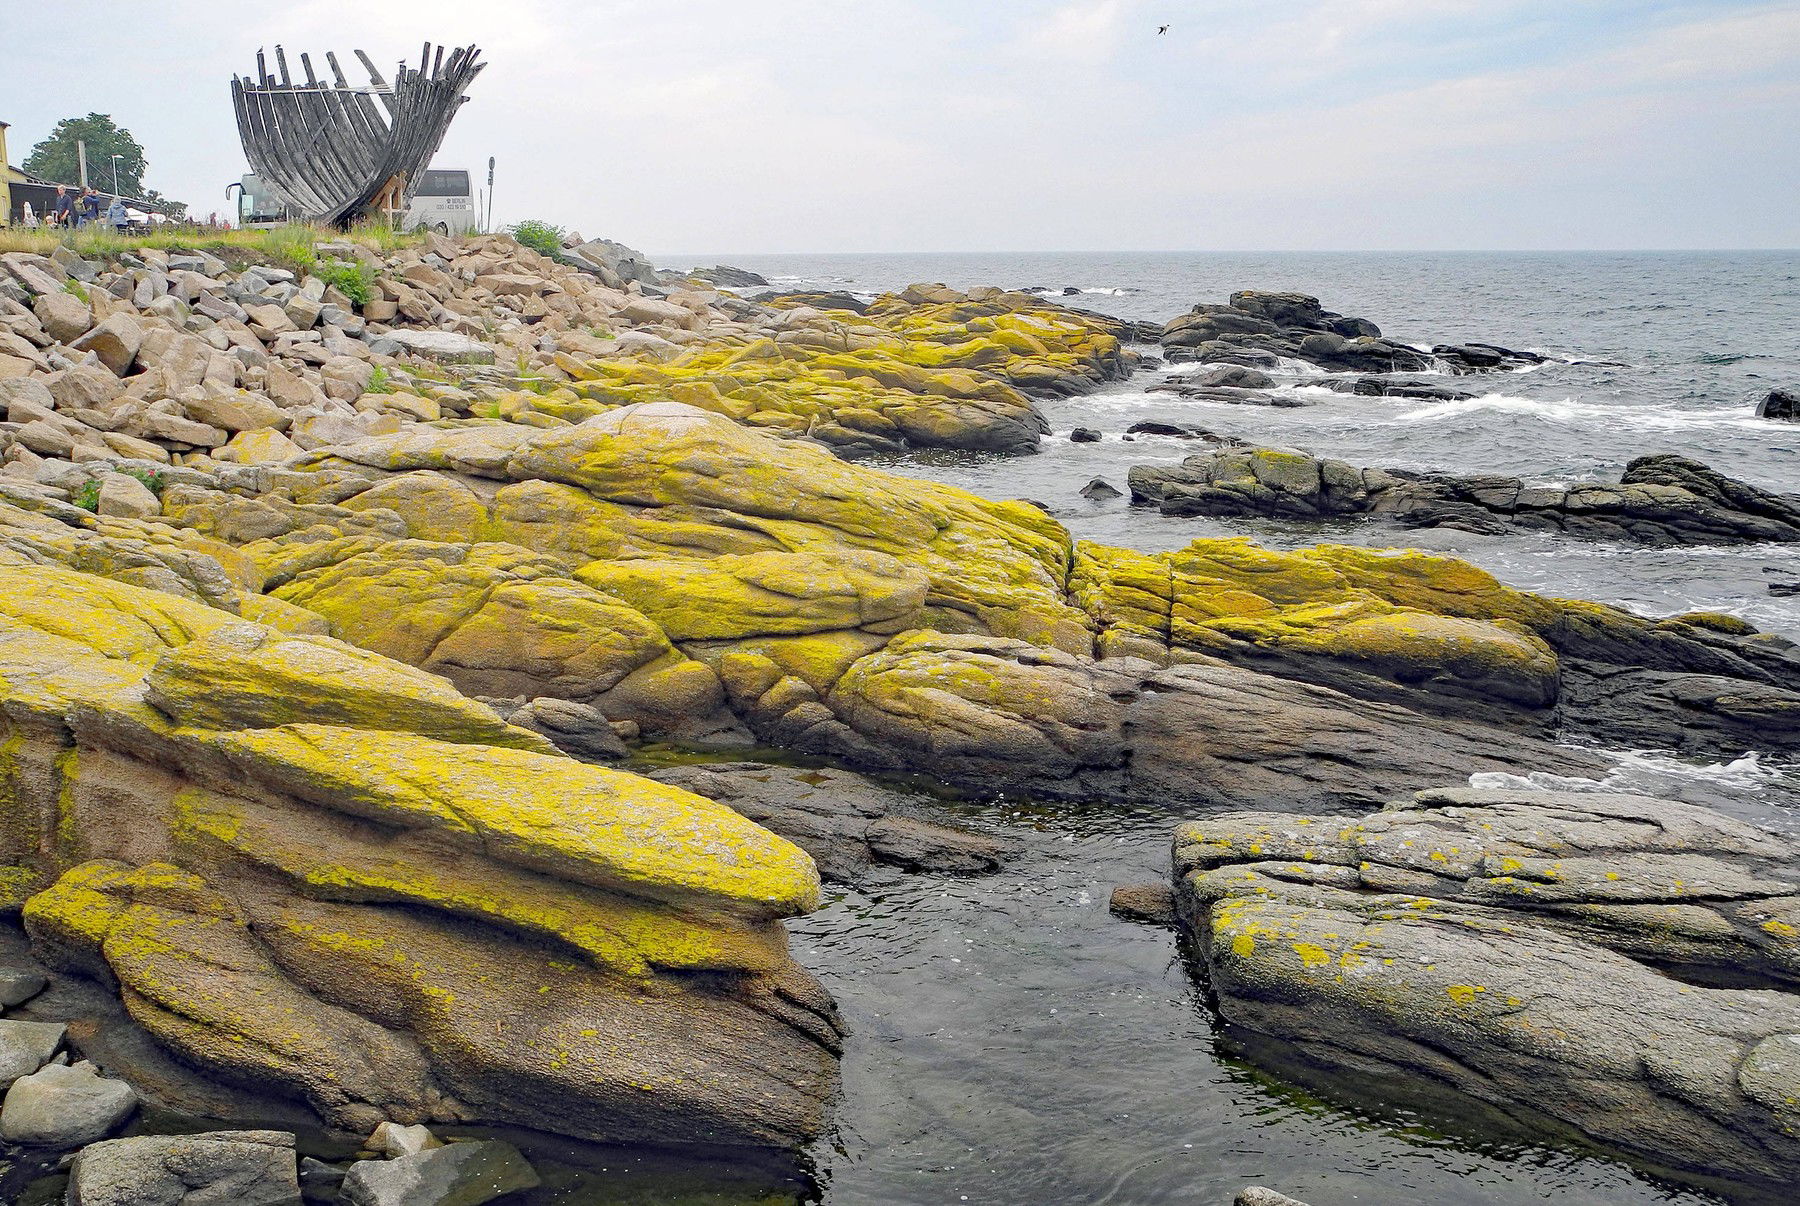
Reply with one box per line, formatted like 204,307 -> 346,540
23,114 -> 148,198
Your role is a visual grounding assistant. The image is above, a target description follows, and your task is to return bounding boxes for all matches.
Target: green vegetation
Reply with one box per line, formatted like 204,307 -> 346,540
22,113 -> 175,211
508,219 -> 566,258
314,258 -> 376,307
62,278 -> 90,304
72,467 -> 167,513
0,224 -> 422,271
365,365 -> 396,394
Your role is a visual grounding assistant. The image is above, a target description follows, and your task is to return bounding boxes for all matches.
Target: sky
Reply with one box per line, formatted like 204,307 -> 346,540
6,1 -> 1799,252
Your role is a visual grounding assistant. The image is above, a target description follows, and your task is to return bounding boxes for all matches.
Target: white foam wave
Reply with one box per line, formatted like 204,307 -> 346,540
1394,394 -> 1771,431
1471,750 -> 1786,797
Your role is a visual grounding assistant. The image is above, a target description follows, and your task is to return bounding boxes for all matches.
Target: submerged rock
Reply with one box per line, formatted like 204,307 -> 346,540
67,1130 -> 301,1206
1079,477 -> 1123,501
1173,786 -> 1800,1189
338,1140 -> 538,1206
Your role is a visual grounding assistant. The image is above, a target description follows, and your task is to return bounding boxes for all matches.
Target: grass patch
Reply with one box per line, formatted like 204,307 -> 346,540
365,365 -> 396,394
62,278 -> 90,304
314,259 -> 376,307
0,223 -> 424,273
508,219 -> 565,258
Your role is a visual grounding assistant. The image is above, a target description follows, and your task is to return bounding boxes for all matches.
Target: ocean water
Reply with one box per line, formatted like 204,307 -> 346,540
637,251 -> 1800,1206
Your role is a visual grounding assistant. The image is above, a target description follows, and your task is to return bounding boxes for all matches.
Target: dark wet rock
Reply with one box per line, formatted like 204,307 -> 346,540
1080,477 -> 1123,501
1109,883 -> 1176,925
0,1061 -> 136,1147
1149,382 -> 1308,408
1069,427 -> 1102,443
338,1139 -> 538,1206
1759,388 -> 1799,421
1236,1189 -> 1312,1206
1124,420 -> 1228,439
298,1156 -> 346,1203
1128,446 -> 1800,547
1317,376 -> 1476,401
686,265 -> 770,289
1181,365 -> 1278,391
1173,786 -> 1800,1190
1160,292 -> 1548,375
645,763 -> 1008,883
1771,581 -> 1800,597
67,1130 -> 301,1206
755,290 -> 870,315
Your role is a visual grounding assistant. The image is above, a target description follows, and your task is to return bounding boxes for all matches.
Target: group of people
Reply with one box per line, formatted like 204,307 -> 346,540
21,185 -> 129,230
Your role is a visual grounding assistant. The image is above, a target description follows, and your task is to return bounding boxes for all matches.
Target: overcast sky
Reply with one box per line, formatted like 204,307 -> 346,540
8,1 -> 1799,252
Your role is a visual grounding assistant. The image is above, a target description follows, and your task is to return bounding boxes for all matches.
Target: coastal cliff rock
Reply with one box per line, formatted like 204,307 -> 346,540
0,555 -> 840,1150
1172,786 -> 1800,1188
1129,443 -> 1800,546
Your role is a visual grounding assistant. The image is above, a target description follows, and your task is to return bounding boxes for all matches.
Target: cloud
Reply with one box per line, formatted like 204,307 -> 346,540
4,0 -> 1796,250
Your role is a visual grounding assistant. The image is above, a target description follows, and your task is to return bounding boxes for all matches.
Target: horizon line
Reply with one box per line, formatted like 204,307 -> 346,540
646,246 -> 1800,258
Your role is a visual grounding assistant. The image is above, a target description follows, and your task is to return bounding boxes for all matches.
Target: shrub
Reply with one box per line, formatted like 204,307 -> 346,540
365,365 -> 395,394
314,258 -> 375,308
73,467 -> 166,513
508,219 -> 566,258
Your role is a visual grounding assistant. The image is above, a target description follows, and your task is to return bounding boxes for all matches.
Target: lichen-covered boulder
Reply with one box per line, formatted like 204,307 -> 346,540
1172,787 -> 1800,1188
0,558 -> 840,1150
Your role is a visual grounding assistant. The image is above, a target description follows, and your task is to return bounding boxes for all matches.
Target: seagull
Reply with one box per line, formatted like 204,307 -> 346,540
1157,24 -> 1170,34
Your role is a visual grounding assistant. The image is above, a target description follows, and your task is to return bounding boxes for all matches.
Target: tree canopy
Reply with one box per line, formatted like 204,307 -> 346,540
23,113 -> 148,197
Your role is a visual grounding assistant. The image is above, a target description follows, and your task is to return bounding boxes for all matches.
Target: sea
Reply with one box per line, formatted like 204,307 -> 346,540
625,251 -> 1800,1206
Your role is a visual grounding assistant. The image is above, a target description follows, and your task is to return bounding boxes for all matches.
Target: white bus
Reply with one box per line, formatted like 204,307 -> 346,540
232,168 -> 477,233
406,169 -> 476,235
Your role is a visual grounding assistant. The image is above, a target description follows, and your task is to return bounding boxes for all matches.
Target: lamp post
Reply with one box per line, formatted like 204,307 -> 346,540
110,154 -> 122,197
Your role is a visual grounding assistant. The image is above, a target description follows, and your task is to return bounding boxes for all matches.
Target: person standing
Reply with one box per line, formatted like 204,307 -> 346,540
79,188 -> 101,228
106,195 -> 127,231
51,186 -> 73,227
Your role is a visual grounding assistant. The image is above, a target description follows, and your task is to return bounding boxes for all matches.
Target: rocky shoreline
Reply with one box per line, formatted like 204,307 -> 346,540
2,233 -> 1797,1201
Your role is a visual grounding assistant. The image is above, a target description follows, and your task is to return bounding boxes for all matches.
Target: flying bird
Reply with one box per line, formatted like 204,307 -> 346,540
1157,24 -> 1170,34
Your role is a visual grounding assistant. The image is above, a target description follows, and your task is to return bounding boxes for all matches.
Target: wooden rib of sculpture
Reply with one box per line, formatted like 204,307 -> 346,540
231,42 -> 484,227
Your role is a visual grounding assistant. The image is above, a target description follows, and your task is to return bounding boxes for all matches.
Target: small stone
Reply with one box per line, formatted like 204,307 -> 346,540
0,1059 -> 137,1146
299,1155 -> 347,1203
1236,1189 -> 1312,1206
367,1120 -> 441,1158
1069,427 -> 1101,443
0,967 -> 48,1008
1079,476 -> 1123,501
96,472 -> 161,518
0,1019 -> 65,1088
383,330 -> 496,365
1108,882 -> 1177,925
68,313 -> 143,376
68,1129 -> 301,1206
33,290 -> 93,343
338,1139 -> 539,1206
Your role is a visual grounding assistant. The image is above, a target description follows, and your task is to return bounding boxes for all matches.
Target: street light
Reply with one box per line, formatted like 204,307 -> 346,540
110,154 -> 122,197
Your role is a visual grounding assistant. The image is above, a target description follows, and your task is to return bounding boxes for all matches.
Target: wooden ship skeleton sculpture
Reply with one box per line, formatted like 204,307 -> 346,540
231,42 -> 484,227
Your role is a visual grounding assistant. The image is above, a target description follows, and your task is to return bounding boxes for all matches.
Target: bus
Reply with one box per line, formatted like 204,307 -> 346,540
231,168 -> 477,233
